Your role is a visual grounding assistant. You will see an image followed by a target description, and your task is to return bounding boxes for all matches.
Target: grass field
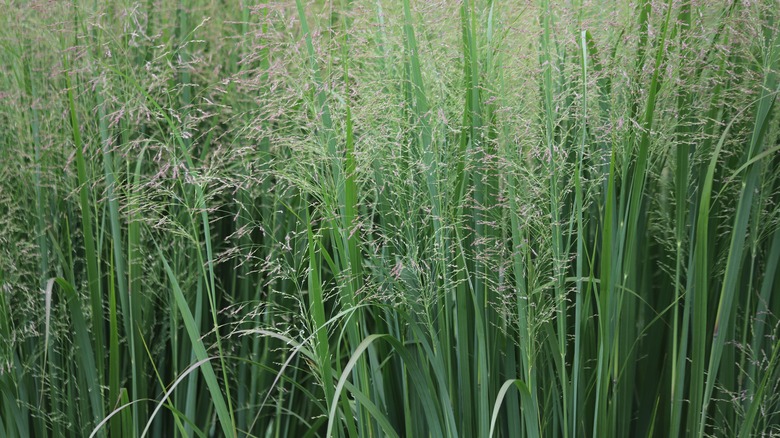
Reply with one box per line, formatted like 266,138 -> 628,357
1,0 -> 779,436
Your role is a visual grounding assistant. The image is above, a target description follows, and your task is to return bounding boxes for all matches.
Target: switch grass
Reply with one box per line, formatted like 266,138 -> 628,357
1,1 -> 779,437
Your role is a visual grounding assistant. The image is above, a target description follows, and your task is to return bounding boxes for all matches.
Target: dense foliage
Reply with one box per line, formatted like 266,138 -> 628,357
1,0 -> 779,436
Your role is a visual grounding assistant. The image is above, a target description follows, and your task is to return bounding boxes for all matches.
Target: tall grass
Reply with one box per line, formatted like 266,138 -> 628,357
1,0 -> 779,437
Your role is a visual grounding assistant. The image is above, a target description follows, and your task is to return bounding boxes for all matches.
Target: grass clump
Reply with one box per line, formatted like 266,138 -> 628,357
1,0 -> 779,437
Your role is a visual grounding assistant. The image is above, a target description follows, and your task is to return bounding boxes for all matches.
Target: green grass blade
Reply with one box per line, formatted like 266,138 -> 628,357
156,245 -> 234,437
